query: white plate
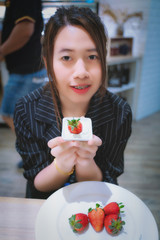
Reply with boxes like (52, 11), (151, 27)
(61, 117), (92, 141)
(35, 181), (159, 240)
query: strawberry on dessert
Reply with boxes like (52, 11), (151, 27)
(61, 117), (93, 141)
(67, 118), (82, 134)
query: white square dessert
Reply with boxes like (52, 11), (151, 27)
(62, 117), (93, 141)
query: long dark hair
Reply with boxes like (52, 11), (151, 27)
(42, 6), (108, 125)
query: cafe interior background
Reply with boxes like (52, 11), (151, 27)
(0, 0), (159, 236)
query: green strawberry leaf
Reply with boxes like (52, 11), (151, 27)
(118, 202), (124, 208)
(120, 205), (124, 208)
(88, 207), (93, 212)
(118, 202), (125, 213)
(71, 125), (75, 131)
(96, 203), (100, 208)
(69, 215), (76, 226)
(74, 222), (82, 229)
(67, 118), (80, 129)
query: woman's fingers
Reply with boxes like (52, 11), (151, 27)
(48, 136), (65, 148)
(48, 135), (102, 163)
(48, 135), (102, 150)
(88, 135), (102, 146)
(75, 135), (101, 160)
(48, 137), (79, 151)
(76, 148), (96, 159)
(50, 144), (78, 158)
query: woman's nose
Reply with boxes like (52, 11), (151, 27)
(73, 59), (89, 79)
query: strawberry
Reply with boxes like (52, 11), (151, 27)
(69, 213), (88, 232)
(88, 203), (105, 232)
(104, 214), (125, 235)
(103, 202), (124, 216)
(67, 118), (82, 134)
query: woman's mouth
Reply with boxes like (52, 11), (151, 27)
(71, 85), (91, 94)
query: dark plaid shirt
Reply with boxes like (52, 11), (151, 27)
(14, 84), (132, 198)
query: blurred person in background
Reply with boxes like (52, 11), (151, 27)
(0, 0), (47, 168)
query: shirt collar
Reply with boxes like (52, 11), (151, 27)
(34, 84), (57, 125)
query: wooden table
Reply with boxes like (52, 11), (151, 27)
(0, 197), (44, 240)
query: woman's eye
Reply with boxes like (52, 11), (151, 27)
(89, 55), (98, 60)
(62, 56), (71, 61)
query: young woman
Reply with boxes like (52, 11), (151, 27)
(14, 6), (132, 199)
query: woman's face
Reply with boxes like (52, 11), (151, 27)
(53, 25), (102, 108)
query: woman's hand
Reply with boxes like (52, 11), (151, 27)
(47, 135), (103, 184)
(34, 137), (78, 192)
(76, 135), (102, 166)
(75, 135), (103, 182)
(48, 136), (78, 172)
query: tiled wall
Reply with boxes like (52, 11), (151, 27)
(136, 0), (160, 119)
(99, 0), (160, 120)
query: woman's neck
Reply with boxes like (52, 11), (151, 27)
(62, 102), (89, 118)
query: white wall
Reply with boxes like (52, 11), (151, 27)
(99, 0), (160, 120)
(99, 0), (150, 56)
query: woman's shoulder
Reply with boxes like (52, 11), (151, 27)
(14, 84), (52, 123)
(105, 90), (131, 112)
(88, 90), (132, 128)
(13, 84), (54, 134)
(101, 90), (132, 123)
(16, 84), (51, 106)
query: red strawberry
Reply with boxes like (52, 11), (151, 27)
(103, 202), (124, 216)
(88, 203), (105, 232)
(104, 214), (125, 235)
(69, 213), (88, 232)
(67, 118), (82, 134)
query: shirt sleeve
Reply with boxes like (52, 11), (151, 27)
(95, 102), (132, 184)
(12, 0), (39, 24)
(14, 98), (53, 181)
